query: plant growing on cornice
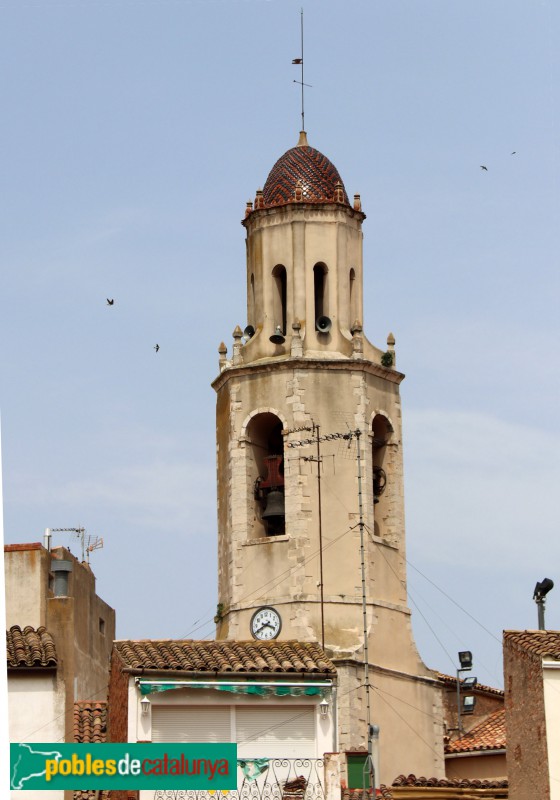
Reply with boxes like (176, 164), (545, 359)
(381, 351), (394, 368)
(214, 602), (225, 624)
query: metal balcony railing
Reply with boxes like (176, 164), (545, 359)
(152, 757), (325, 800)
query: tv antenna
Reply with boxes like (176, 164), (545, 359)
(49, 527), (104, 563)
(292, 8), (312, 132)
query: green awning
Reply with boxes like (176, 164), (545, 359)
(138, 680), (331, 697)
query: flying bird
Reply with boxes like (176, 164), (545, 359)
(480, 165), (488, 171)
(154, 344), (160, 353)
(511, 151), (516, 155)
(106, 298), (114, 305)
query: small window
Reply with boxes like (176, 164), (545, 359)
(272, 265), (287, 334)
(372, 415), (392, 537)
(99, 618), (105, 635)
(314, 263), (327, 322)
(349, 268), (357, 324)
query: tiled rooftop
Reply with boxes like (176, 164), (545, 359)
(72, 703), (109, 800)
(345, 775), (508, 799)
(446, 708), (506, 754)
(73, 701), (107, 744)
(436, 672), (504, 697)
(4, 542), (43, 552)
(114, 639), (336, 674)
(391, 775), (508, 788)
(504, 629), (560, 660)
(262, 142), (350, 208)
(7, 625), (57, 668)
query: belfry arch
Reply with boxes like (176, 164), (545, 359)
(245, 412), (285, 538)
(271, 264), (287, 335)
(313, 262), (328, 328)
(371, 413), (393, 539)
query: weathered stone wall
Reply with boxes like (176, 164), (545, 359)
(107, 649), (129, 744)
(504, 637), (549, 800)
(334, 660), (445, 784)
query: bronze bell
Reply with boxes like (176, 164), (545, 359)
(269, 326), (286, 345)
(262, 489), (285, 519)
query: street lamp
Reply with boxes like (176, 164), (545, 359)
(458, 651), (473, 670)
(456, 651), (475, 735)
(533, 578), (554, 630)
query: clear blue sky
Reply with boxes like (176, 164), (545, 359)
(1, 0), (559, 694)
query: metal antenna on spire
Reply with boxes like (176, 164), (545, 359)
(292, 8), (311, 132)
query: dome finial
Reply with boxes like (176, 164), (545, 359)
(297, 131), (309, 147)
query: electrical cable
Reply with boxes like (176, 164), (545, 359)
(179, 522), (356, 639)
(370, 684), (444, 763)
(405, 559), (501, 644)
(366, 528), (457, 672)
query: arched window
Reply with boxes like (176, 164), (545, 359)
(248, 413), (285, 537)
(249, 273), (255, 327)
(349, 268), (357, 325)
(371, 415), (392, 538)
(313, 263), (328, 326)
(272, 265), (287, 335)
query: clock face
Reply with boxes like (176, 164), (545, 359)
(250, 606), (282, 641)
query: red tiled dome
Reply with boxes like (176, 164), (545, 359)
(262, 136), (350, 207)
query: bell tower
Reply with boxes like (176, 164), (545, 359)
(212, 132), (444, 780)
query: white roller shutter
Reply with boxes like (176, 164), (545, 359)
(151, 706), (231, 743)
(236, 706), (315, 758)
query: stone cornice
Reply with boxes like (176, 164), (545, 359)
(212, 356), (405, 392)
(330, 658), (440, 687)
(242, 200), (366, 231)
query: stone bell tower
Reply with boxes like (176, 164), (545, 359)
(212, 132), (444, 781)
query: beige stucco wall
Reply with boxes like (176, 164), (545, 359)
(333, 661), (444, 782)
(8, 671), (65, 743)
(5, 544), (50, 628)
(5, 543), (115, 742)
(445, 752), (507, 780)
(9, 672), (65, 800)
(543, 663), (560, 800)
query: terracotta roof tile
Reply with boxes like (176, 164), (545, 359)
(445, 708), (506, 754)
(72, 703), (110, 800)
(391, 774), (508, 789)
(345, 776), (509, 799)
(4, 542), (42, 552)
(504, 629), (560, 660)
(262, 144), (350, 208)
(436, 672), (503, 697)
(114, 639), (336, 675)
(73, 701), (107, 744)
(6, 625), (57, 668)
